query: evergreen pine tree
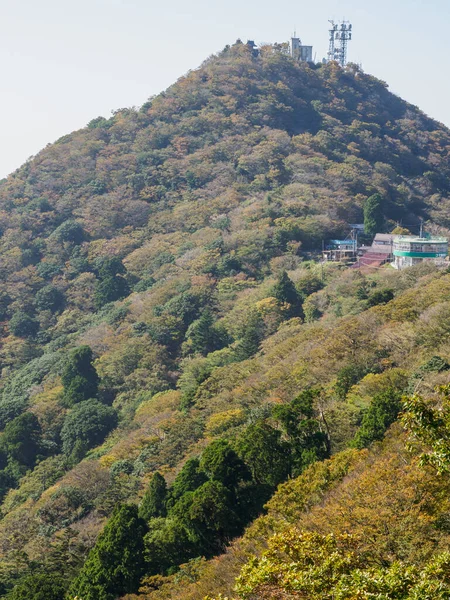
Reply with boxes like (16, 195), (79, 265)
(1, 412), (41, 468)
(187, 480), (238, 551)
(235, 311), (265, 360)
(364, 193), (384, 236)
(199, 439), (250, 491)
(139, 472), (168, 521)
(272, 271), (304, 318)
(70, 504), (147, 600)
(60, 400), (118, 456)
(272, 389), (330, 476)
(9, 572), (66, 600)
(352, 389), (402, 449)
(34, 284), (65, 313)
(9, 311), (39, 338)
(170, 458), (208, 502)
(236, 421), (291, 487)
(61, 345), (99, 406)
(94, 257), (130, 308)
(185, 310), (216, 355)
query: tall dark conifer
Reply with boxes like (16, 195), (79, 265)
(272, 271), (304, 318)
(139, 472), (168, 521)
(61, 345), (99, 406)
(70, 504), (147, 600)
(364, 193), (384, 236)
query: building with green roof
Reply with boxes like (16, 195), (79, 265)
(392, 236), (448, 270)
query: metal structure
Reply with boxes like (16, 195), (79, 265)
(290, 32), (313, 62)
(323, 228), (359, 263)
(327, 20), (352, 67)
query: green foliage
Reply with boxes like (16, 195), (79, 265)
(9, 311), (38, 338)
(367, 288), (394, 306)
(0, 353), (61, 429)
(335, 364), (372, 400)
(272, 389), (330, 475)
(353, 388), (403, 449)
(170, 458), (208, 502)
(21, 242), (42, 267)
(296, 271), (323, 298)
(1, 40), (450, 596)
(70, 504), (147, 600)
(94, 258), (130, 309)
(144, 517), (195, 576)
(234, 531), (450, 600)
(139, 472), (167, 521)
(60, 400), (117, 456)
(184, 310), (229, 356)
(0, 290), (11, 320)
(52, 220), (84, 244)
(199, 440), (250, 490)
(364, 193), (384, 237)
(61, 346), (99, 406)
(417, 355), (450, 375)
(35, 285), (65, 313)
(403, 384), (450, 473)
(1, 412), (41, 468)
(236, 421), (291, 487)
(235, 311), (265, 360)
(9, 572), (66, 600)
(36, 261), (62, 280)
(272, 271), (303, 318)
(187, 480), (239, 549)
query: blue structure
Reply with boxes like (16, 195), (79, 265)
(324, 239), (357, 262)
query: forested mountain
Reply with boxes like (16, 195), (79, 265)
(1, 40), (450, 599)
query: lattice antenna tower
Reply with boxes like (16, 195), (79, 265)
(328, 20), (353, 67)
(328, 20), (337, 62)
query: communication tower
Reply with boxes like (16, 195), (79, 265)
(327, 20), (352, 67)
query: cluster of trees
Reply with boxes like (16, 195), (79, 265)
(65, 388), (329, 599)
(54, 346), (117, 462)
(230, 531), (450, 599)
(5, 255), (130, 347)
(0, 258), (445, 596)
(0, 345), (117, 501)
(403, 383), (450, 473)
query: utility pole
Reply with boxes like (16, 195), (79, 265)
(321, 239), (325, 282)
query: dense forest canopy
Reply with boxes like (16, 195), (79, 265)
(0, 40), (450, 599)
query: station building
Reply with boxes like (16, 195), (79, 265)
(392, 236), (448, 270)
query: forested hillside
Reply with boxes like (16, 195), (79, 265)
(1, 41), (450, 599)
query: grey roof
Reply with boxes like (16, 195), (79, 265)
(369, 245), (393, 254)
(373, 234), (394, 242)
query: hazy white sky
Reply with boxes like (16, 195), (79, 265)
(1, 0), (449, 179)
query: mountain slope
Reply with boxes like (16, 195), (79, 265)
(1, 41), (450, 598)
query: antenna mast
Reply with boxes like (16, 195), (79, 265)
(327, 20), (353, 67)
(328, 20), (337, 62)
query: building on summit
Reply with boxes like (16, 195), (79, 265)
(290, 34), (313, 62)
